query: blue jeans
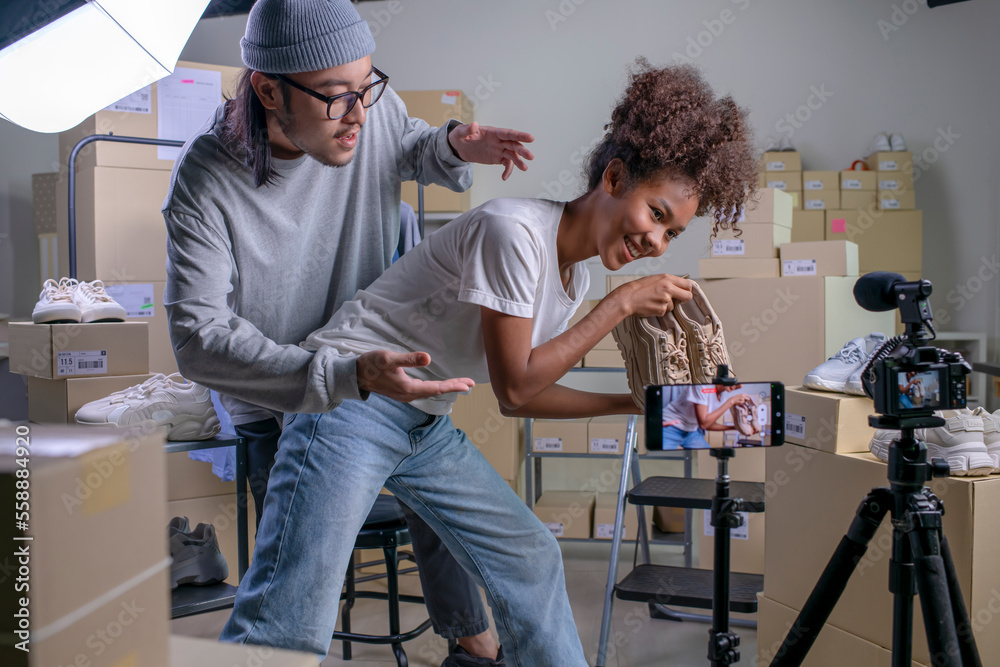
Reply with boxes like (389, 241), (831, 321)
(220, 394), (586, 666)
(661, 424), (710, 450)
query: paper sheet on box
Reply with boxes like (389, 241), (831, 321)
(157, 67), (222, 160)
(105, 283), (156, 318)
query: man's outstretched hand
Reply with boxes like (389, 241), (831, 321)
(357, 350), (474, 403)
(448, 122), (535, 180)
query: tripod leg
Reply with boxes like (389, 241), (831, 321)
(939, 535), (983, 667)
(770, 490), (890, 667)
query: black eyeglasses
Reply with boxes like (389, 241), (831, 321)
(271, 67), (389, 120)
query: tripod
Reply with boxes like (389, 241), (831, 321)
(770, 415), (982, 667)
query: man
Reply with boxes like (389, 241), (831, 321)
(162, 1), (533, 663)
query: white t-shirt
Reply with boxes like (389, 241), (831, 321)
(304, 198), (590, 414)
(661, 386), (711, 432)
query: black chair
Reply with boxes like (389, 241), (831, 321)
(333, 495), (433, 666)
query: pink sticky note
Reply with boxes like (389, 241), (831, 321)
(831, 218), (846, 233)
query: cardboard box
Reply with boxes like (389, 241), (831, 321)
(531, 419), (589, 454)
(865, 151), (912, 172)
(105, 281), (177, 374)
(698, 258), (780, 279)
(761, 151), (802, 172)
(756, 594), (927, 667)
(588, 415), (645, 455)
(398, 90), (474, 213)
(877, 190), (916, 210)
(26, 373), (152, 423)
(606, 274), (643, 293)
(783, 386), (875, 453)
(839, 190), (877, 210)
(825, 210), (922, 273)
(450, 383), (524, 480)
(840, 170), (877, 191)
(169, 636), (319, 667)
(791, 210), (825, 243)
(803, 171), (839, 191)
(166, 493), (257, 587)
(756, 171), (766, 188)
(167, 450), (237, 501)
(765, 445), (1000, 665)
(532, 490), (595, 539)
(32, 172), (59, 235)
(56, 166), (173, 282)
(779, 241), (859, 277)
(566, 300), (616, 350)
(787, 190), (802, 210)
(653, 506), (686, 533)
(694, 448), (766, 574)
(711, 223), (791, 259)
(8, 321), (149, 379)
(764, 171), (801, 191)
(592, 491), (654, 540)
(0, 424), (169, 665)
(876, 170), (914, 192)
(803, 189), (840, 211)
(699, 277), (895, 387)
(59, 61), (241, 172)
(742, 189), (793, 227)
(583, 349), (625, 368)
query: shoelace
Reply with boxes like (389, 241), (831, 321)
(39, 278), (75, 303)
(77, 280), (117, 304)
(831, 342), (865, 364)
(114, 374), (170, 403)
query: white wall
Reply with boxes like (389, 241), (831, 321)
(2, 0), (997, 359)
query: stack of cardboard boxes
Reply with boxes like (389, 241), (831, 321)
(700, 188), (791, 279)
(759, 150), (803, 211)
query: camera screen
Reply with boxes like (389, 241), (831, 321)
(645, 382), (784, 450)
(895, 369), (942, 410)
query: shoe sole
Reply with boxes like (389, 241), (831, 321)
(170, 554), (229, 589)
(75, 414), (221, 441)
(803, 374), (847, 393)
(870, 438), (993, 476)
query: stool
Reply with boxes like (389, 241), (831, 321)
(333, 495), (433, 666)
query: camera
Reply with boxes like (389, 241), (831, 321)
(854, 273), (971, 419)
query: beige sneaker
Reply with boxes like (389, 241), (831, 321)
(970, 406), (1000, 472)
(868, 409), (994, 477)
(672, 281), (733, 384)
(731, 400), (761, 436)
(612, 311), (692, 412)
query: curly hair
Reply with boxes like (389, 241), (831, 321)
(584, 59), (758, 235)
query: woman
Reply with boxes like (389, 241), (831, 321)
(230, 60), (758, 665)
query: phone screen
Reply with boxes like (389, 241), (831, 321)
(644, 382), (784, 451)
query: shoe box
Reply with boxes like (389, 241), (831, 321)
(742, 188), (794, 227)
(531, 418), (589, 454)
(398, 90), (474, 213)
(698, 277), (895, 388)
(8, 321), (149, 380)
(699, 258), (780, 279)
(56, 165), (173, 283)
(104, 281), (178, 374)
(588, 415), (645, 455)
(865, 151), (913, 172)
(790, 210), (825, 243)
(765, 444), (1000, 666)
(582, 349), (625, 368)
(532, 490), (595, 539)
(166, 493), (258, 587)
(592, 491), (653, 540)
(0, 424), (169, 667)
(761, 151), (802, 173)
(711, 223), (791, 259)
(764, 171), (801, 192)
(756, 594), (929, 667)
(786, 190), (802, 210)
(59, 61), (240, 172)
(779, 241), (859, 277)
(25, 373), (152, 423)
(802, 190), (840, 211)
(168, 636), (319, 667)
(450, 383), (524, 483)
(839, 190), (878, 210)
(803, 171), (839, 192)
(824, 209), (922, 273)
(840, 170), (877, 192)
(877, 190), (917, 210)
(566, 299), (617, 353)
(876, 170), (914, 193)
(652, 506), (686, 533)
(783, 386), (874, 453)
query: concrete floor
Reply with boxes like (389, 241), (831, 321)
(170, 541), (757, 667)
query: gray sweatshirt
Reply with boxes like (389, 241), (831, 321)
(162, 87), (472, 424)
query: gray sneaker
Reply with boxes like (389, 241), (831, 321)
(803, 337), (867, 393)
(844, 332), (889, 395)
(169, 522), (229, 589)
(612, 310), (691, 412)
(441, 645), (504, 666)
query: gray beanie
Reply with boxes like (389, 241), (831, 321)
(241, 0), (376, 74)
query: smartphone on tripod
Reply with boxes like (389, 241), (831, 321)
(644, 382), (785, 451)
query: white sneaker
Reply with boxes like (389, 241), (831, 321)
(32, 278), (82, 324)
(73, 280), (127, 323)
(803, 338), (867, 393)
(75, 373), (221, 441)
(844, 332), (889, 396)
(889, 132), (907, 152)
(868, 410), (994, 477)
(970, 407), (1000, 471)
(868, 132), (891, 156)
(778, 136), (795, 152)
